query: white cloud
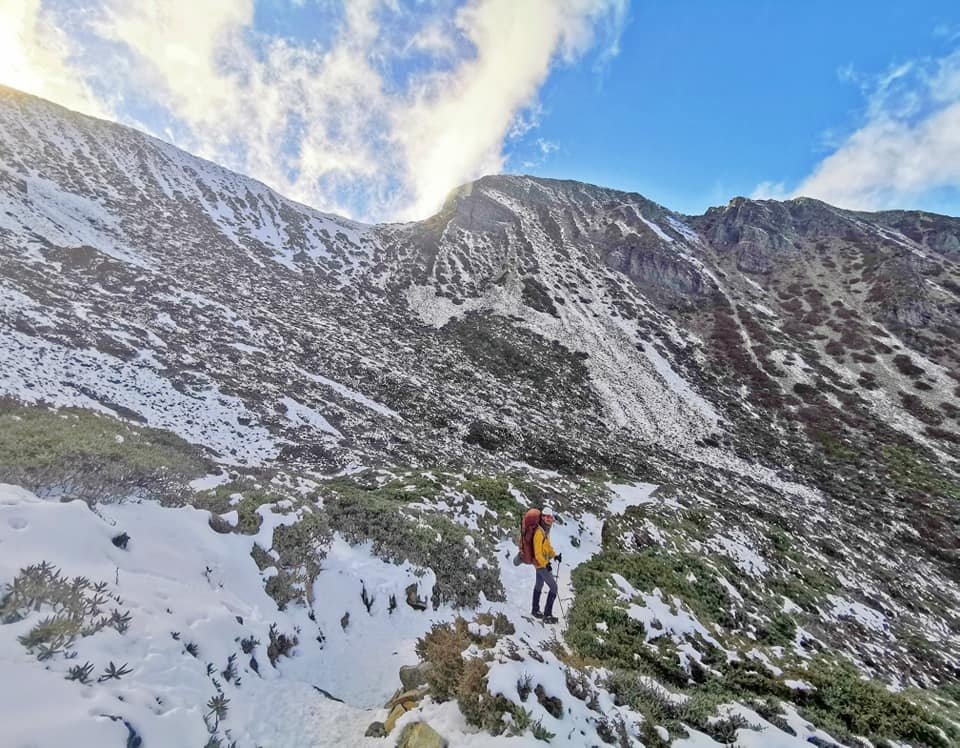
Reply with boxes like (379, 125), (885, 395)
(0, 0), (112, 119)
(0, 0), (629, 221)
(934, 23), (960, 42)
(537, 137), (559, 155)
(393, 0), (625, 218)
(751, 180), (789, 201)
(759, 49), (960, 212)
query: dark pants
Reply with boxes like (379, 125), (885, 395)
(532, 566), (558, 616)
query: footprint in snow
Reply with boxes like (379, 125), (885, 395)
(8, 516), (28, 530)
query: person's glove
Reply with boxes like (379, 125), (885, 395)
(555, 553), (563, 563)
(546, 563), (553, 573)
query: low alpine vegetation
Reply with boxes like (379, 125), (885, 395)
(193, 480), (291, 534)
(1, 561), (132, 661)
(321, 483), (503, 607)
(0, 403), (209, 505)
(259, 508), (332, 609)
(414, 615), (550, 739)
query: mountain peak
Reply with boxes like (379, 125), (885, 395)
(1, 80), (960, 746)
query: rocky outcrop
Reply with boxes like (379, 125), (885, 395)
(399, 663), (433, 691)
(396, 722), (447, 748)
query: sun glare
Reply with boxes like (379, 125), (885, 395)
(0, 2), (35, 93)
(0, 0), (110, 118)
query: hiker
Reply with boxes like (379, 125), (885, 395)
(531, 507), (562, 623)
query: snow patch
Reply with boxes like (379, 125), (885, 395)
(828, 595), (889, 633)
(707, 532), (769, 576)
(0, 327), (277, 464)
(0, 484), (377, 747)
(294, 365), (402, 420)
(280, 395), (342, 438)
(605, 481), (659, 514)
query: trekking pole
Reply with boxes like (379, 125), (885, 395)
(555, 560), (566, 620)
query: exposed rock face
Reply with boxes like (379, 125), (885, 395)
(4, 86), (958, 477)
(364, 721), (386, 738)
(405, 584), (428, 611)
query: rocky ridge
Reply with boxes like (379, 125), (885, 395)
(1, 86), (960, 745)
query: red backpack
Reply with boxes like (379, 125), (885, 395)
(518, 508), (542, 565)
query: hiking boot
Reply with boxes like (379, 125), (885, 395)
(542, 615), (558, 624)
(531, 610), (544, 619)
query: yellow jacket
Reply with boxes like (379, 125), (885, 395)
(533, 526), (556, 569)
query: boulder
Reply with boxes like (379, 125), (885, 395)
(399, 662), (433, 691)
(396, 722), (447, 748)
(405, 583), (428, 611)
(364, 721), (386, 738)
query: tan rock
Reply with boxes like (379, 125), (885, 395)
(396, 722), (447, 748)
(385, 688), (427, 710)
(383, 703), (407, 734)
(384, 688), (403, 708)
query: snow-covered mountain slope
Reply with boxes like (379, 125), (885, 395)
(2, 85), (959, 476)
(1, 480), (859, 748)
(2, 86), (960, 746)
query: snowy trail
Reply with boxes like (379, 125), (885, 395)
(496, 481), (659, 635)
(405, 481), (661, 747)
(408, 480), (849, 747)
(0, 481), (847, 747)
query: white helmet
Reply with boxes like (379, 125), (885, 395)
(541, 506), (555, 517)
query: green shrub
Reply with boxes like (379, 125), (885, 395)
(529, 719), (555, 742)
(573, 549), (733, 629)
(457, 657), (513, 731)
(415, 619), (473, 702)
(415, 617), (527, 735)
(758, 612), (797, 646)
(193, 483), (281, 534)
(461, 476), (524, 526)
(0, 405), (209, 505)
(881, 445), (960, 501)
(272, 511), (331, 571)
(322, 469), (445, 505)
(265, 511), (331, 607)
(606, 670), (684, 721)
(795, 659), (956, 747)
(264, 571), (300, 611)
(768, 564), (838, 611)
(266, 623), (297, 666)
(250, 543), (274, 570)
(566, 585), (644, 665)
(476, 610), (515, 637)
(565, 583), (693, 687)
(323, 490), (503, 607)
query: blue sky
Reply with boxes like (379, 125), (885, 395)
(3, 1), (960, 220)
(512, 1), (960, 215)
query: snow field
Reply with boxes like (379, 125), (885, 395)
(0, 484), (432, 746)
